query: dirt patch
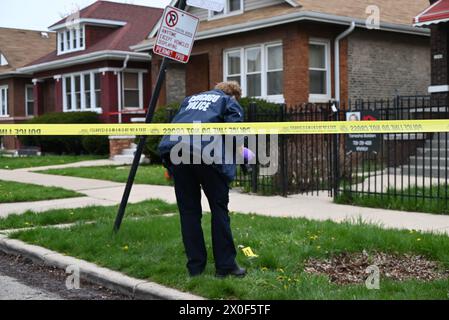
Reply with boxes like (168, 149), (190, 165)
(0, 251), (130, 300)
(304, 251), (449, 285)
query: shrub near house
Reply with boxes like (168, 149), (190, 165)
(19, 112), (109, 155)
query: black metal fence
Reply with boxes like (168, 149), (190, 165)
(234, 102), (337, 197)
(338, 96), (449, 213)
(167, 95), (449, 211)
(235, 96), (449, 207)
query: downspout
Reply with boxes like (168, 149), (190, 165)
(117, 54), (130, 124)
(334, 22), (355, 103)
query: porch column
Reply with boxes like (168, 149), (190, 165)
(100, 71), (118, 123)
(32, 79), (44, 116)
(54, 76), (63, 112)
(151, 56), (167, 107)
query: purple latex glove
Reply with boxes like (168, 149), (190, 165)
(242, 147), (256, 162)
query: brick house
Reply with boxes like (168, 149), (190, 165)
(133, 0), (431, 107)
(11, 1), (163, 154)
(414, 0), (449, 101)
(0, 28), (55, 150)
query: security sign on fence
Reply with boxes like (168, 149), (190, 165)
(153, 6), (200, 63)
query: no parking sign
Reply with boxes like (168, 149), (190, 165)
(153, 6), (200, 63)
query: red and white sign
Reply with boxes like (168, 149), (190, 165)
(154, 6), (200, 63)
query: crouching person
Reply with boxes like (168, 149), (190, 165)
(158, 81), (246, 278)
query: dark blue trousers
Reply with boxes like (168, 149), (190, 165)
(172, 164), (237, 275)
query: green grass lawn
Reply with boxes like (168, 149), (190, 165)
(0, 180), (82, 204)
(0, 199), (178, 230)
(0, 155), (104, 170)
(39, 165), (171, 186)
(5, 200), (449, 300)
(336, 185), (449, 215)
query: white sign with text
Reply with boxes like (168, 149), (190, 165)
(154, 6), (200, 63)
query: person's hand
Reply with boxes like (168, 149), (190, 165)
(242, 147), (255, 162)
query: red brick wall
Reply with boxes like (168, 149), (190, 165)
(186, 54), (209, 96)
(154, 22), (351, 106)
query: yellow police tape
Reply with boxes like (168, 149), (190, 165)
(1, 120), (449, 136)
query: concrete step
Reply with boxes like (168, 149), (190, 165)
(409, 156), (449, 167)
(112, 155), (147, 165)
(431, 133), (449, 140)
(425, 140), (449, 148)
(393, 165), (449, 177)
(121, 148), (136, 156)
(416, 148), (449, 157)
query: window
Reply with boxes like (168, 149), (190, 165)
(0, 53), (8, 66)
(25, 85), (34, 116)
(58, 26), (85, 55)
(63, 71), (101, 112)
(209, 0), (243, 18)
(224, 43), (284, 102)
(0, 86), (8, 117)
(309, 40), (331, 102)
(123, 72), (143, 109)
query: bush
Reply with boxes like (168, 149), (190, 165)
(19, 112), (109, 155)
(142, 102), (180, 163)
(81, 136), (109, 155)
(238, 97), (281, 115)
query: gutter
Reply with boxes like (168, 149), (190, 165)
(335, 22), (356, 103)
(17, 51), (151, 74)
(132, 11), (430, 52)
(0, 72), (32, 80)
(117, 55), (130, 124)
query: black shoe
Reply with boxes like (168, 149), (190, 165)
(189, 270), (205, 277)
(215, 266), (247, 278)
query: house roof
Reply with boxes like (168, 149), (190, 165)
(134, 0), (430, 51)
(0, 27), (55, 74)
(414, 0), (449, 26)
(22, 1), (163, 71)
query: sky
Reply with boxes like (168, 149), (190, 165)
(0, 0), (172, 31)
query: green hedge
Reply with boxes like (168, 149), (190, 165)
(19, 112), (109, 155)
(142, 102), (180, 163)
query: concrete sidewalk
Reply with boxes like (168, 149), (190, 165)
(1, 168), (449, 235)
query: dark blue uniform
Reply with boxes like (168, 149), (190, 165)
(158, 89), (244, 276)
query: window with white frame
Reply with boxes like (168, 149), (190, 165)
(224, 43), (284, 102)
(0, 53), (8, 66)
(63, 71), (101, 112)
(209, 0), (243, 19)
(0, 86), (8, 117)
(25, 85), (34, 116)
(58, 25), (85, 55)
(123, 72), (143, 109)
(309, 39), (331, 102)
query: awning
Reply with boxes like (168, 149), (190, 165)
(414, 0), (449, 26)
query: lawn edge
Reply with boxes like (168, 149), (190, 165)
(0, 234), (205, 301)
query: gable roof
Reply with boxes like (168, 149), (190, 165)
(134, 0), (429, 52)
(20, 1), (163, 72)
(0, 27), (55, 74)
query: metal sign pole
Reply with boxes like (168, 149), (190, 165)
(113, 0), (187, 233)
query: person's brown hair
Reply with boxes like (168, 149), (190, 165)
(215, 81), (242, 100)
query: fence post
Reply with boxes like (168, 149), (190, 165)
(249, 102), (258, 194)
(279, 104), (288, 197)
(332, 101), (340, 198)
